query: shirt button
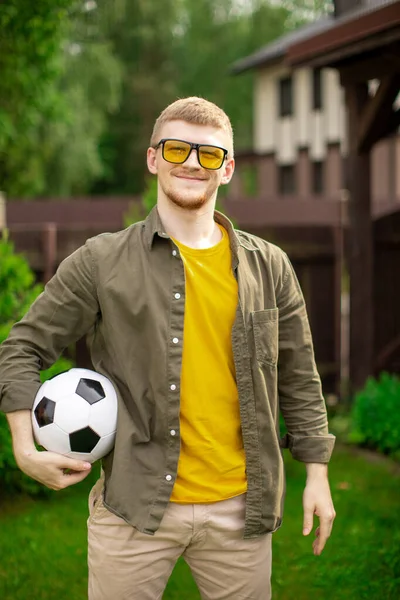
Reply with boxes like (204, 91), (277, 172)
(172, 250), (177, 256)
(174, 293), (181, 300)
(165, 474), (172, 482)
(170, 384), (176, 391)
(170, 430), (176, 436)
(172, 337), (179, 344)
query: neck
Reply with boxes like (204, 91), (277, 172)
(156, 195), (222, 249)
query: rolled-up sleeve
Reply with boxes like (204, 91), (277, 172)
(277, 253), (335, 463)
(0, 241), (99, 413)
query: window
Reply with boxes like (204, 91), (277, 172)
(312, 161), (324, 195)
(279, 165), (295, 195)
(312, 68), (323, 110)
(279, 76), (293, 117)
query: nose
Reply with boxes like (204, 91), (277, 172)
(185, 148), (201, 168)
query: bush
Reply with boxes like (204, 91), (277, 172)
(351, 372), (400, 458)
(0, 233), (73, 497)
(124, 176), (157, 227)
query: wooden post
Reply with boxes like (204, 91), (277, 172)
(0, 191), (6, 230)
(333, 190), (348, 397)
(42, 223), (58, 284)
(345, 82), (374, 392)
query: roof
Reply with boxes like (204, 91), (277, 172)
(230, 17), (334, 74)
(231, 0), (400, 75)
(335, 0), (399, 18)
(288, 0), (400, 67)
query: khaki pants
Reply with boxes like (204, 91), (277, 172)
(87, 478), (272, 600)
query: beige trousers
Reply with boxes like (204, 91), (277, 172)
(87, 478), (272, 600)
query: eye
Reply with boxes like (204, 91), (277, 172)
(172, 146), (187, 154)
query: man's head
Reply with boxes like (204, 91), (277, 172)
(147, 97), (235, 211)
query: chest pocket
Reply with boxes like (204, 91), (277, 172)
(251, 308), (279, 366)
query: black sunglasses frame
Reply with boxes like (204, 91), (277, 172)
(154, 138), (228, 170)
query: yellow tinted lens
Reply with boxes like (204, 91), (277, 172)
(199, 146), (225, 169)
(163, 140), (191, 163)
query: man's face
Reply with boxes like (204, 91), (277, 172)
(147, 120), (235, 211)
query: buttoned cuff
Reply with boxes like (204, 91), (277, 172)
(280, 432), (336, 463)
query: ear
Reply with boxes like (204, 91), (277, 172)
(147, 147), (158, 175)
(220, 157), (235, 186)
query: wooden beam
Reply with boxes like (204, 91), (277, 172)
(339, 47), (400, 85)
(345, 82), (374, 392)
(380, 107), (400, 140)
(357, 73), (400, 153)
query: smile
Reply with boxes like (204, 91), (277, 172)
(175, 175), (207, 181)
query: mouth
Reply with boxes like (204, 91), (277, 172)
(174, 174), (207, 182)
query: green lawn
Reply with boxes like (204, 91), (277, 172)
(1, 445), (399, 599)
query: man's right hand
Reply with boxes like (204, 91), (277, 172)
(17, 449), (92, 490)
(7, 409), (92, 490)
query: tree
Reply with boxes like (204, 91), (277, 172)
(95, 0), (292, 195)
(172, 0), (291, 150)
(92, 0), (182, 195)
(280, 0), (333, 25)
(0, 1), (73, 196)
(0, 1), (123, 198)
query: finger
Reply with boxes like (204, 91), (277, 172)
(54, 454), (92, 472)
(58, 468), (93, 489)
(314, 518), (332, 555)
(303, 507), (314, 535)
(39, 451), (92, 472)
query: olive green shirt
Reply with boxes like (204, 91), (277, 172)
(0, 207), (335, 538)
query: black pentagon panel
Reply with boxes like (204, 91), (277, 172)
(34, 397), (56, 428)
(69, 427), (100, 453)
(75, 378), (105, 405)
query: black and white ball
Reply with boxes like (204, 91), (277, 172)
(32, 368), (118, 463)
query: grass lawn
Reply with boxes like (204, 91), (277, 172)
(0, 445), (399, 599)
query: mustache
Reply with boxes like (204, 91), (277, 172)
(171, 167), (209, 180)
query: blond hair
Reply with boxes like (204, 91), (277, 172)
(150, 97), (234, 156)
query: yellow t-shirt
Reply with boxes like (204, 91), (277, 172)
(170, 225), (247, 503)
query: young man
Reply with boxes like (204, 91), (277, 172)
(0, 97), (335, 599)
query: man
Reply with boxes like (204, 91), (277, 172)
(0, 97), (336, 599)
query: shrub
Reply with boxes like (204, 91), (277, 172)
(351, 372), (400, 457)
(0, 233), (73, 497)
(124, 176), (157, 227)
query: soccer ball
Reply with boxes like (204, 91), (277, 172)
(32, 368), (118, 463)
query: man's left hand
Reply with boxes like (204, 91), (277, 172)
(302, 463), (336, 556)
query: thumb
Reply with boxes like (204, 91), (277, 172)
(303, 508), (314, 536)
(59, 456), (92, 471)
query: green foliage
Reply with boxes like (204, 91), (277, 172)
(0, 232), (42, 343)
(0, 1), (73, 196)
(1, 0), (332, 198)
(0, 234), (73, 496)
(351, 372), (400, 457)
(0, 1), (123, 198)
(123, 176), (158, 227)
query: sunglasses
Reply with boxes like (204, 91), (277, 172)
(154, 138), (228, 170)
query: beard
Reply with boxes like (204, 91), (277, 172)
(160, 172), (216, 211)
(164, 189), (208, 210)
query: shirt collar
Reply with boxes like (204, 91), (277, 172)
(143, 205), (258, 259)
